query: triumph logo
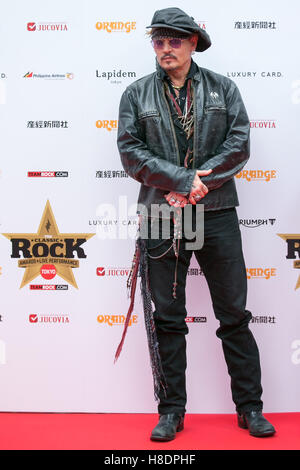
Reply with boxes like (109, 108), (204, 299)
(239, 218), (276, 228)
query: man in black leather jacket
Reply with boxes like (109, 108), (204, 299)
(117, 7), (275, 441)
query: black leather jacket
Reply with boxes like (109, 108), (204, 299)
(117, 61), (250, 215)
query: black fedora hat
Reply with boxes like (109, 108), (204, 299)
(147, 7), (211, 52)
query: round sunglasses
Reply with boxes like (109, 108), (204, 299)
(151, 38), (187, 50)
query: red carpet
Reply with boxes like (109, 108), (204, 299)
(0, 413), (299, 450)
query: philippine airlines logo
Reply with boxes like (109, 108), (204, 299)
(277, 232), (300, 290)
(2, 201), (95, 289)
(24, 72), (74, 80)
(27, 22), (68, 32)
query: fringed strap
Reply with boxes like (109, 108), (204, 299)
(114, 238), (140, 362)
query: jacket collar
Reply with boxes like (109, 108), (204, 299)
(155, 58), (201, 82)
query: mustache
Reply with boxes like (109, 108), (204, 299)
(162, 54), (177, 60)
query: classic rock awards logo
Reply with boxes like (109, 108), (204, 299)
(277, 233), (300, 290)
(2, 201), (95, 289)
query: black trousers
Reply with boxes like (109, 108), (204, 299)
(143, 207), (263, 415)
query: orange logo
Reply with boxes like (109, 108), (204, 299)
(247, 268), (276, 280)
(97, 314), (138, 326)
(235, 170), (276, 182)
(96, 120), (118, 131)
(95, 21), (136, 33)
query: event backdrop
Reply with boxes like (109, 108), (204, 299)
(0, 0), (299, 413)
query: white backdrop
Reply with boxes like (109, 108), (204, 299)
(0, 0), (299, 413)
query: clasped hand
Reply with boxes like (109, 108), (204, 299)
(164, 169), (212, 207)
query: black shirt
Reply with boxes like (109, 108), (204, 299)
(162, 59), (198, 167)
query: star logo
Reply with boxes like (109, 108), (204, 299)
(2, 201), (95, 289)
(277, 233), (300, 290)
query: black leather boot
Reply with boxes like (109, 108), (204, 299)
(150, 413), (185, 441)
(237, 410), (276, 437)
